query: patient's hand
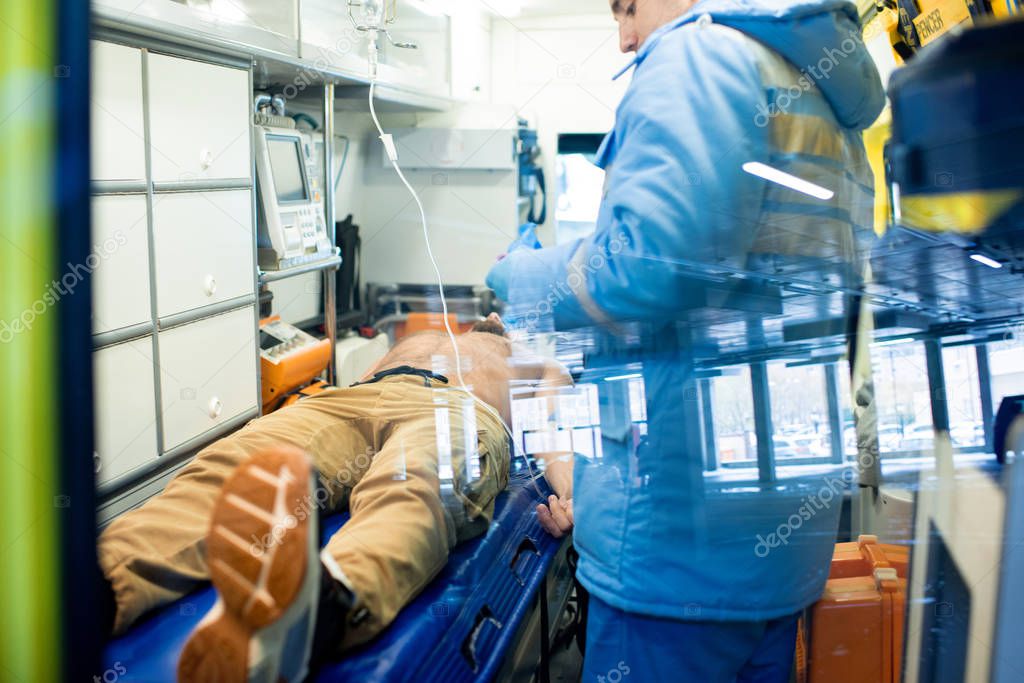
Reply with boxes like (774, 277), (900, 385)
(537, 495), (574, 538)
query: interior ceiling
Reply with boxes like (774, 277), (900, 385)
(499, 0), (611, 18)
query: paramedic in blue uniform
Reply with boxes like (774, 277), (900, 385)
(487, 0), (883, 679)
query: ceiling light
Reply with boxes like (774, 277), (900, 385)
(970, 253), (1003, 269)
(604, 373), (643, 382)
(873, 337), (916, 348)
(742, 162), (834, 200)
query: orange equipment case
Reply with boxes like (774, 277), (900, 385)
(828, 535), (909, 580)
(259, 316), (333, 412)
(808, 535), (908, 683)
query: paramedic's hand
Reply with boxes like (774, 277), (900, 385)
(537, 495), (574, 538)
(485, 248), (543, 302)
(485, 253), (514, 302)
(486, 239), (582, 307)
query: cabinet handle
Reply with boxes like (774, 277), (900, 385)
(203, 275), (218, 297)
(208, 397), (223, 419)
(199, 148), (214, 171)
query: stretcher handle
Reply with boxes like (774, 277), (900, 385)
(510, 536), (541, 588)
(461, 604), (504, 674)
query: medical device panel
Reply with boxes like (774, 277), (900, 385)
(255, 124), (333, 270)
(259, 316), (332, 411)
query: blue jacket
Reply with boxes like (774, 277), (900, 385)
(489, 0), (882, 330)
(491, 0), (883, 620)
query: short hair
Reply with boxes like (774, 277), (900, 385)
(470, 318), (507, 337)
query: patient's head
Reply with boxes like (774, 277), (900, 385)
(470, 313), (507, 337)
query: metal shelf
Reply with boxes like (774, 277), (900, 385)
(332, 84), (451, 113)
(93, 3), (452, 113)
(258, 253), (342, 284)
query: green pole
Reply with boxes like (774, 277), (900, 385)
(0, 0), (61, 680)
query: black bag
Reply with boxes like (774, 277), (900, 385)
(333, 214), (364, 329)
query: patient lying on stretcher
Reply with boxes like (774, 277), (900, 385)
(96, 313), (575, 682)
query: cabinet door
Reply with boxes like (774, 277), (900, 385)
(94, 337), (159, 485)
(148, 53), (251, 182)
(376, 1), (452, 97)
(94, 0), (299, 56)
(152, 189), (255, 319)
(91, 41), (146, 182)
(450, 7), (491, 102)
(299, 0), (451, 98)
(158, 307), (258, 450)
(91, 195), (152, 334)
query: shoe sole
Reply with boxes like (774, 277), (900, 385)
(178, 446), (314, 683)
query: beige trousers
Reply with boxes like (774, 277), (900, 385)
(98, 375), (509, 650)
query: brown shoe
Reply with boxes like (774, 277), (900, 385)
(178, 446), (321, 683)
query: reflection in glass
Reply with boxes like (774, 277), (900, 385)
(768, 363), (832, 460)
(711, 367), (757, 467)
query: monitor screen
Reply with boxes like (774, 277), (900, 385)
(267, 136), (309, 203)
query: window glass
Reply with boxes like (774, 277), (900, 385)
(988, 338), (1024, 414)
(836, 362), (857, 459)
(768, 363), (833, 460)
(555, 152), (604, 244)
(942, 345), (985, 449)
(870, 342), (931, 455)
(711, 367), (757, 466)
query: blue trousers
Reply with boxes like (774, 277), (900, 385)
(582, 595), (800, 683)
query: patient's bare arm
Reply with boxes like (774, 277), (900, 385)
(515, 357), (575, 539)
(359, 320), (575, 537)
(533, 361), (574, 498)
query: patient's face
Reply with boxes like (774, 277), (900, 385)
(470, 313), (506, 337)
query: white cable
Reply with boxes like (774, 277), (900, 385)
(368, 81), (548, 497)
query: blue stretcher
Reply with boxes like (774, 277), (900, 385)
(104, 476), (564, 682)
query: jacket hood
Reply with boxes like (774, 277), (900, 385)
(634, 0), (885, 130)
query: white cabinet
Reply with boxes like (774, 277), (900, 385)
(386, 129), (516, 170)
(450, 6), (491, 102)
(158, 307), (258, 450)
(91, 195), (152, 334)
(91, 41), (146, 182)
(377, 0), (451, 97)
(91, 44), (261, 493)
(94, 0), (299, 56)
(148, 54), (251, 182)
(152, 190), (255, 318)
(298, 0), (371, 76)
(94, 337), (159, 485)
(300, 0), (451, 97)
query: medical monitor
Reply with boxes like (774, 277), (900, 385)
(254, 124), (333, 270)
(266, 135), (309, 204)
